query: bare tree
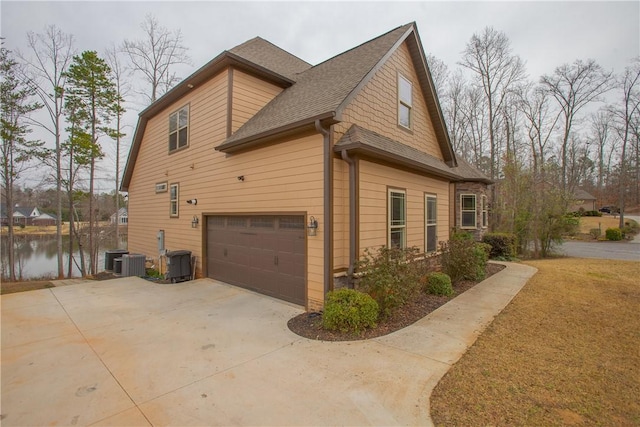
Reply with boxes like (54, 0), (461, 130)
(1, 43), (43, 281)
(609, 58), (640, 228)
(540, 59), (614, 193)
(426, 53), (449, 99)
(105, 45), (128, 245)
(589, 109), (616, 195)
(19, 25), (75, 279)
(122, 14), (190, 103)
(460, 26), (526, 180)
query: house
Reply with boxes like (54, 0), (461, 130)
(571, 189), (597, 212)
(32, 212), (57, 227)
(2, 205), (41, 226)
(121, 23), (491, 310)
(110, 207), (128, 225)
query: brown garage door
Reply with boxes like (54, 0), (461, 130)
(206, 215), (306, 305)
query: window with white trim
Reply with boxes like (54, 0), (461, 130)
(482, 195), (488, 228)
(461, 194), (477, 229)
(425, 194), (437, 252)
(169, 183), (179, 217)
(398, 74), (412, 129)
(169, 105), (189, 152)
(389, 189), (406, 248)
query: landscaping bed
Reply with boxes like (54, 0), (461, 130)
(288, 262), (505, 341)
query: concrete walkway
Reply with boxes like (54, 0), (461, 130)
(1, 262), (536, 426)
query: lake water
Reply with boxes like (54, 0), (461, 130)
(1, 233), (128, 280)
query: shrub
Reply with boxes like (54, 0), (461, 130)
(482, 233), (516, 259)
(355, 246), (422, 318)
(589, 228), (601, 240)
(621, 219), (639, 238)
(322, 288), (378, 333)
(605, 228), (623, 241)
(440, 239), (490, 284)
(424, 272), (453, 296)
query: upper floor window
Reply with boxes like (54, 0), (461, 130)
(461, 194), (476, 229)
(169, 105), (189, 152)
(398, 74), (412, 129)
(170, 183), (179, 217)
(389, 189), (406, 248)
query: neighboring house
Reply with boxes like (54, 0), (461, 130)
(32, 212), (58, 227)
(122, 23), (491, 310)
(11, 206), (40, 226)
(571, 189), (597, 212)
(110, 207), (129, 225)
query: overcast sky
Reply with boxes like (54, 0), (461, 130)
(1, 1), (639, 192)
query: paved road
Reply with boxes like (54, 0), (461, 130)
(559, 215), (640, 261)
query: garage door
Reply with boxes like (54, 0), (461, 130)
(206, 215), (306, 305)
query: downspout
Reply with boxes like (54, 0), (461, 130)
(341, 149), (357, 287)
(315, 119), (333, 297)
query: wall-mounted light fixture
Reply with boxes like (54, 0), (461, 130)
(186, 199), (197, 205)
(191, 215), (199, 228)
(307, 216), (318, 236)
(237, 175), (245, 181)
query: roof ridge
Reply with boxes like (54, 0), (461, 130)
(229, 35), (312, 68)
(308, 23), (413, 70)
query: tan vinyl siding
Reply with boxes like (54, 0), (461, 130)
(335, 41), (442, 160)
(231, 70), (282, 133)
(127, 67), (325, 309)
(358, 160), (449, 254)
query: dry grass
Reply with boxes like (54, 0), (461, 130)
(579, 216), (622, 234)
(0, 280), (55, 294)
(430, 258), (640, 426)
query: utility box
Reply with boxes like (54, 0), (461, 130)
(105, 249), (129, 271)
(122, 253), (146, 277)
(165, 250), (192, 282)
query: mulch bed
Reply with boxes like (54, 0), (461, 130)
(287, 263), (506, 341)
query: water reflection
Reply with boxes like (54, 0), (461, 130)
(1, 234), (128, 280)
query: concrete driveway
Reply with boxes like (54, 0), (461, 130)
(1, 264), (535, 426)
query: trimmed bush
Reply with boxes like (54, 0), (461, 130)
(440, 239), (490, 284)
(621, 219), (639, 238)
(322, 288), (378, 333)
(355, 246), (422, 318)
(482, 233), (516, 259)
(424, 272), (453, 296)
(605, 228), (623, 241)
(589, 228), (601, 240)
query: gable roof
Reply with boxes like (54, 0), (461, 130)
(574, 188), (596, 200)
(335, 125), (491, 184)
(122, 23), (457, 189)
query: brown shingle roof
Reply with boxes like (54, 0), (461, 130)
(216, 24), (413, 152)
(229, 37), (311, 81)
(335, 125), (492, 184)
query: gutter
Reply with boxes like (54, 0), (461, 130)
(340, 149), (357, 286)
(315, 119), (333, 297)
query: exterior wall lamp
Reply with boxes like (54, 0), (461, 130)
(191, 215), (199, 228)
(307, 216), (318, 236)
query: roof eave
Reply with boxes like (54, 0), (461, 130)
(216, 113), (338, 154)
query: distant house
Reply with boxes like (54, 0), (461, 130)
(1, 203), (57, 226)
(110, 207), (128, 225)
(571, 189), (597, 212)
(121, 23), (491, 310)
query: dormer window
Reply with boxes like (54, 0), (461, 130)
(398, 74), (412, 129)
(169, 105), (189, 152)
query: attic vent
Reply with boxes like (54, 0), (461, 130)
(155, 182), (168, 193)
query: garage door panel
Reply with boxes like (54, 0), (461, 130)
(207, 215), (306, 305)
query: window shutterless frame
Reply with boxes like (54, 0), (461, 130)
(425, 194), (437, 252)
(482, 195), (488, 228)
(388, 189), (407, 248)
(169, 183), (179, 217)
(398, 73), (412, 129)
(169, 105), (189, 152)
(460, 194), (476, 229)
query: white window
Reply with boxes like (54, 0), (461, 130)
(461, 194), (477, 229)
(169, 105), (189, 152)
(170, 183), (179, 217)
(425, 194), (437, 252)
(389, 189), (406, 248)
(398, 74), (412, 129)
(482, 195), (488, 228)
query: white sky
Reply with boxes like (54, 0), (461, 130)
(1, 0), (639, 192)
